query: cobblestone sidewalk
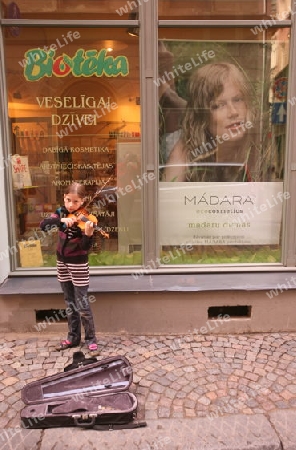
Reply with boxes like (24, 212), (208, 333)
(1, 330), (296, 430)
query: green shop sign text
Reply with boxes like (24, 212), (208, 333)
(24, 48), (129, 81)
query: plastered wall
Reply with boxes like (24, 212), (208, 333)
(1, 290), (295, 334)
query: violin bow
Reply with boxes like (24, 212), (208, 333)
(84, 174), (115, 210)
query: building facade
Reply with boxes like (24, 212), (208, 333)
(0, 0), (296, 333)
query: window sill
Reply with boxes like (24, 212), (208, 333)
(1, 272), (296, 295)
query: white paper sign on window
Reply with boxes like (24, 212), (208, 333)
(11, 154), (32, 189)
(159, 182), (285, 246)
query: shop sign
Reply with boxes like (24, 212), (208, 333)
(24, 48), (129, 81)
(273, 77), (288, 100)
(159, 182), (285, 246)
(271, 102), (287, 124)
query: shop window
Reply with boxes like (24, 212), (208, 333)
(158, 26), (290, 265)
(4, 26), (142, 268)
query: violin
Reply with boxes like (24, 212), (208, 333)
(67, 208), (109, 239)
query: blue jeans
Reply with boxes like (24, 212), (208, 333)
(60, 281), (97, 345)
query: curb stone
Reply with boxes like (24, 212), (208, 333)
(38, 416), (282, 450)
(0, 429), (42, 450)
(269, 409), (296, 450)
(0, 415), (283, 450)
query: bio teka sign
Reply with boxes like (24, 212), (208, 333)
(23, 48), (129, 81)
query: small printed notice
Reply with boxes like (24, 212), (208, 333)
(159, 182), (285, 246)
(11, 154), (32, 189)
(19, 240), (43, 267)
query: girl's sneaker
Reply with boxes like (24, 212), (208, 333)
(88, 342), (99, 356)
(55, 339), (80, 351)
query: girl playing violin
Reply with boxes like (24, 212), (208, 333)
(40, 182), (98, 354)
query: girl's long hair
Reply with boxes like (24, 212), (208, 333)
(181, 62), (256, 162)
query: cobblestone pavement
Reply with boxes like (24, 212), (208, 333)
(1, 331), (296, 449)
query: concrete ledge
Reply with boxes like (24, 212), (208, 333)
(269, 410), (296, 450)
(1, 271), (296, 295)
(0, 415), (283, 450)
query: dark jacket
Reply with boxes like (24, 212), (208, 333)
(40, 207), (93, 263)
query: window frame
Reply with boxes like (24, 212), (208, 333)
(0, 1), (296, 276)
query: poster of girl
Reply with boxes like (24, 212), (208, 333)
(163, 62), (274, 183)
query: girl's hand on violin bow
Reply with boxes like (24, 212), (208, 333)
(84, 220), (94, 237)
(61, 217), (78, 227)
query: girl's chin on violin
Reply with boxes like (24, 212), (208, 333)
(67, 208), (80, 214)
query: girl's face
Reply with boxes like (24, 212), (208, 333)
(64, 193), (84, 213)
(209, 80), (248, 141)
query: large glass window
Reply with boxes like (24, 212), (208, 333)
(1, 0), (294, 273)
(158, 25), (290, 264)
(4, 26), (142, 268)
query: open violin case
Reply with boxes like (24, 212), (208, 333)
(21, 355), (146, 430)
